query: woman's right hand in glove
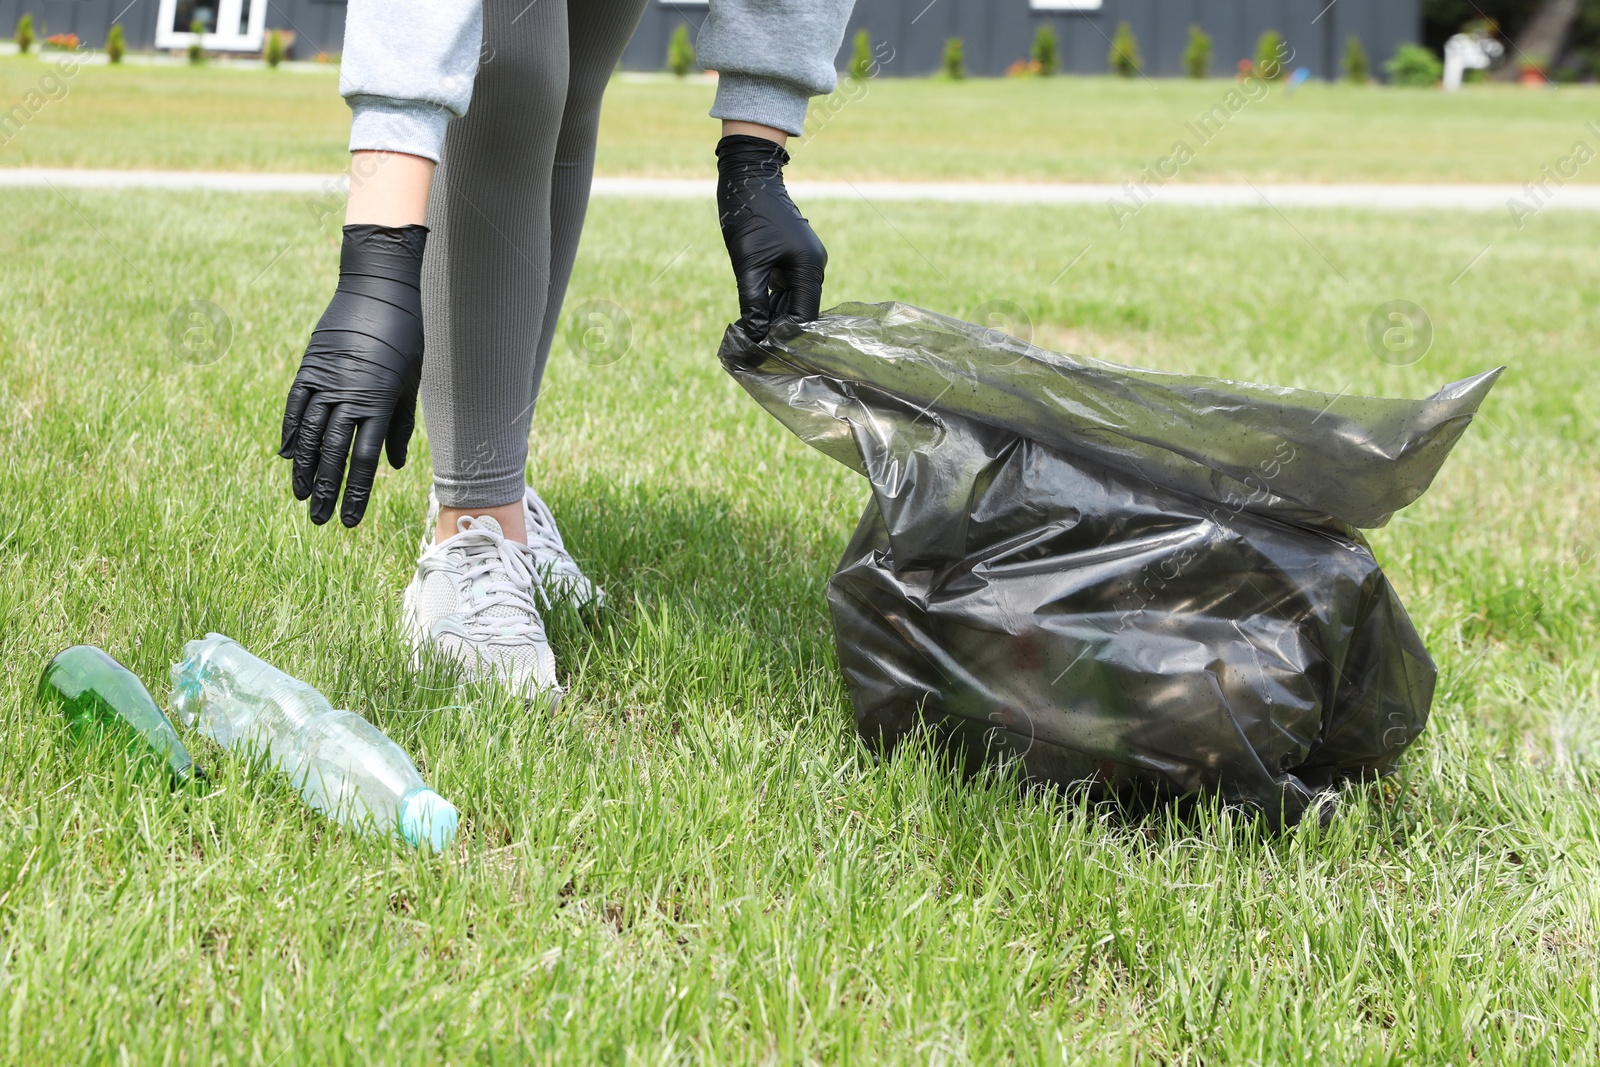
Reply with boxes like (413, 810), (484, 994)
(279, 223), (427, 528)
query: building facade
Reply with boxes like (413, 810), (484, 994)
(5, 0), (1419, 81)
(0, 0), (348, 59)
(625, 0), (1422, 80)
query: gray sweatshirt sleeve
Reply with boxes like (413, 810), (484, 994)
(340, 0), (483, 163)
(698, 0), (856, 137)
(337, 0), (852, 159)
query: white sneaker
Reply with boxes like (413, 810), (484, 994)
(402, 514), (560, 697)
(521, 487), (605, 610)
(422, 488), (604, 610)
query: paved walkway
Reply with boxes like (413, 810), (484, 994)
(1, 167), (1589, 210)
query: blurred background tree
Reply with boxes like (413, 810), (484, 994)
(666, 23), (695, 78)
(849, 29), (874, 82)
(1424, 0), (1539, 49)
(1182, 25), (1212, 78)
(1424, 0), (1600, 81)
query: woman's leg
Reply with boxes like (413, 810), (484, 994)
(420, 0), (572, 516)
(526, 0), (651, 406)
(406, 0), (645, 694)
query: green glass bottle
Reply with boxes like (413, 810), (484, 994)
(39, 645), (200, 786)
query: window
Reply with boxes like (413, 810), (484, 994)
(155, 0), (268, 52)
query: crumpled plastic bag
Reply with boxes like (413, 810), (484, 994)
(721, 302), (1500, 826)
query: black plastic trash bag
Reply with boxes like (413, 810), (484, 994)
(721, 302), (1500, 826)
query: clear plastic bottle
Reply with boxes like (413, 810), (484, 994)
(170, 633), (457, 850)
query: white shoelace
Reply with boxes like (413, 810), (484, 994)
(521, 492), (597, 611)
(522, 491), (579, 572)
(435, 517), (545, 643)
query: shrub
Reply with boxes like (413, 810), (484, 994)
(106, 23), (124, 63)
(1255, 29), (1286, 80)
(941, 37), (965, 79)
(1032, 25), (1058, 76)
(1183, 25), (1211, 78)
(188, 19), (204, 64)
(1386, 43), (1442, 87)
(1343, 34), (1369, 83)
(667, 23), (694, 77)
(849, 28), (873, 82)
(1108, 21), (1141, 77)
(265, 28), (285, 67)
(15, 13), (33, 54)
(43, 32), (78, 51)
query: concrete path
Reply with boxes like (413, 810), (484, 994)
(0, 167), (1585, 211)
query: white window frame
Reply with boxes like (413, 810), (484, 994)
(1030, 0), (1104, 10)
(154, 0), (268, 53)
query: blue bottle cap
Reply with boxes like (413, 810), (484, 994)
(399, 789), (459, 851)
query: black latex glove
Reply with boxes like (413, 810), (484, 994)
(716, 134), (827, 342)
(279, 223), (426, 528)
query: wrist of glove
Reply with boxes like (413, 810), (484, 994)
(279, 223), (427, 528)
(716, 134), (827, 344)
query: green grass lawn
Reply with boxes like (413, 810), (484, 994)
(0, 57), (349, 172)
(7, 54), (1600, 183)
(0, 180), (1596, 1062)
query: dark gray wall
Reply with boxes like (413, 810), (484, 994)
(621, 2), (707, 73)
(623, 0), (1422, 80)
(262, 0), (347, 58)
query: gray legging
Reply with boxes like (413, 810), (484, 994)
(421, 0), (650, 509)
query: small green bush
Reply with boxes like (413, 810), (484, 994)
(1343, 34), (1369, 84)
(941, 37), (965, 80)
(1108, 21), (1141, 77)
(265, 29), (285, 67)
(1032, 25), (1059, 76)
(849, 28), (872, 82)
(1255, 29), (1286, 80)
(1183, 25), (1211, 78)
(106, 23), (125, 63)
(1385, 43), (1442, 87)
(188, 19), (204, 64)
(667, 23), (694, 77)
(15, 13), (33, 54)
